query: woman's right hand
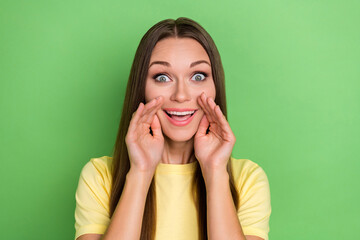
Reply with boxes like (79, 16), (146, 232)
(125, 96), (164, 175)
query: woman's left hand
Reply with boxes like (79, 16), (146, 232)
(194, 92), (236, 176)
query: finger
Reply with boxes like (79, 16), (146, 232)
(214, 104), (228, 126)
(206, 96), (219, 122)
(195, 114), (210, 137)
(128, 102), (144, 137)
(129, 102), (144, 130)
(203, 96), (231, 138)
(198, 93), (214, 123)
(201, 92), (215, 119)
(213, 105), (235, 141)
(140, 97), (160, 119)
(141, 97), (164, 124)
(150, 113), (163, 138)
(202, 93), (215, 123)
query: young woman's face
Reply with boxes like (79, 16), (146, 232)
(145, 37), (216, 142)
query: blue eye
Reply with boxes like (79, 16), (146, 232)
(192, 72), (207, 81)
(153, 72), (208, 82)
(153, 74), (170, 82)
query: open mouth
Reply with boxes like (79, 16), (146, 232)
(163, 109), (197, 122)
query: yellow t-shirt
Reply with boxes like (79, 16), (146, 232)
(74, 156), (271, 240)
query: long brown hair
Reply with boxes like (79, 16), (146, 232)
(110, 17), (239, 240)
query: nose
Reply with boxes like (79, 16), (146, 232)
(170, 79), (191, 102)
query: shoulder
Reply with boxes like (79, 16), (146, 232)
(79, 156), (113, 186)
(230, 157), (271, 239)
(75, 156), (113, 239)
(229, 157), (270, 195)
(230, 157), (267, 181)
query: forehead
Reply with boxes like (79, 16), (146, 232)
(150, 37), (210, 62)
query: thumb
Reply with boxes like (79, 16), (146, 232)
(150, 114), (163, 138)
(196, 115), (209, 137)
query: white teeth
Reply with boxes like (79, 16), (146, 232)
(166, 110), (195, 116)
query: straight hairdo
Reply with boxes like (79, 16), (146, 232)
(110, 17), (239, 240)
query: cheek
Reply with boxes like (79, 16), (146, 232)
(193, 82), (216, 99)
(145, 81), (161, 103)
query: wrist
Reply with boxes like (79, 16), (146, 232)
(127, 167), (155, 185)
(201, 166), (229, 187)
(129, 161), (157, 175)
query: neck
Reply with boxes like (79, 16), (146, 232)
(161, 136), (195, 164)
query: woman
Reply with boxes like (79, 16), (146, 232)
(74, 17), (271, 240)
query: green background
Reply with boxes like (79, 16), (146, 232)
(1, 0), (359, 239)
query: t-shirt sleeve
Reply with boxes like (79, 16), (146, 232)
(235, 160), (271, 240)
(74, 158), (112, 240)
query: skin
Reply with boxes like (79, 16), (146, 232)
(145, 37), (216, 165)
(77, 37), (264, 240)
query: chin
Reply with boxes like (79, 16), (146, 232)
(162, 129), (197, 143)
(159, 119), (201, 143)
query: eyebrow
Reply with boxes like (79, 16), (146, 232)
(149, 60), (211, 68)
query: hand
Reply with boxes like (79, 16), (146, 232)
(125, 96), (164, 174)
(194, 92), (236, 174)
